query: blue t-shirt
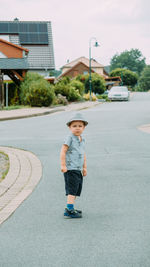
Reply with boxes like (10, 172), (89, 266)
(64, 133), (85, 171)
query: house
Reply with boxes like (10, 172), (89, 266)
(59, 56), (109, 79)
(0, 38), (29, 84)
(0, 19), (55, 76)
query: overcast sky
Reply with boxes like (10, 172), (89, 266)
(0, 0), (150, 70)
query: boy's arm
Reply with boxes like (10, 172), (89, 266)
(60, 144), (68, 173)
(82, 153), (87, 176)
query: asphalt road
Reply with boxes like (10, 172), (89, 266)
(0, 92), (150, 267)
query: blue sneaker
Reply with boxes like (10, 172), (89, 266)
(65, 208), (82, 214)
(64, 208), (82, 219)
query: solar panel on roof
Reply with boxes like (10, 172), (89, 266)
(0, 22), (48, 44)
(9, 23), (19, 33)
(19, 32), (48, 44)
(38, 23), (47, 32)
(29, 33), (39, 43)
(28, 23), (38, 32)
(19, 23), (28, 32)
(0, 23), (9, 33)
(19, 33), (29, 43)
(39, 33), (48, 43)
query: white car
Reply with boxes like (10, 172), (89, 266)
(108, 86), (130, 101)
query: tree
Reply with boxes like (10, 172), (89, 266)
(84, 73), (106, 94)
(110, 49), (146, 74)
(109, 68), (138, 87)
(138, 65), (150, 91)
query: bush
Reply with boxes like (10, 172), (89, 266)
(10, 87), (20, 105)
(68, 86), (81, 101)
(96, 94), (110, 101)
(20, 72), (55, 107)
(70, 80), (85, 96)
(83, 92), (97, 101)
(84, 73), (106, 94)
(54, 77), (83, 101)
(54, 83), (70, 98)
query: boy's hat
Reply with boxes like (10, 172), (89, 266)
(66, 113), (88, 126)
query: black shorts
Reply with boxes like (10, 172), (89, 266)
(64, 170), (83, 196)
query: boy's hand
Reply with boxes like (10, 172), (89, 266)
(82, 168), (87, 176)
(61, 165), (67, 173)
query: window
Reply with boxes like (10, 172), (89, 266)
(83, 71), (88, 75)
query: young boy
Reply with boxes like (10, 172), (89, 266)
(60, 113), (88, 219)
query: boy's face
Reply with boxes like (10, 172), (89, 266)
(69, 121), (85, 136)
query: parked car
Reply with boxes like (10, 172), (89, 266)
(108, 86), (130, 101)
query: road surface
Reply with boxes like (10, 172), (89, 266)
(0, 92), (150, 267)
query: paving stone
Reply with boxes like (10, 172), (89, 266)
(0, 146), (42, 225)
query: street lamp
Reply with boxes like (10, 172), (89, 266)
(89, 37), (100, 100)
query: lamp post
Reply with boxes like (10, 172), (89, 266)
(89, 37), (99, 100)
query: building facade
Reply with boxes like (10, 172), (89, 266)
(60, 57), (109, 79)
(0, 19), (55, 76)
(0, 38), (29, 84)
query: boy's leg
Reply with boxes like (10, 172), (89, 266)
(64, 171), (82, 218)
(66, 194), (76, 211)
(66, 195), (82, 214)
(67, 194), (76, 204)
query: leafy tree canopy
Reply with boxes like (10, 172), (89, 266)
(138, 65), (150, 91)
(110, 68), (138, 87)
(110, 49), (146, 74)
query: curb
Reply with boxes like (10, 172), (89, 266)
(0, 146), (42, 225)
(0, 101), (101, 121)
(0, 108), (65, 121)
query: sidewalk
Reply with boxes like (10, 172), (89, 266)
(0, 100), (101, 225)
(0, 146), (42, 225)
(0, 100), (101, 121)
